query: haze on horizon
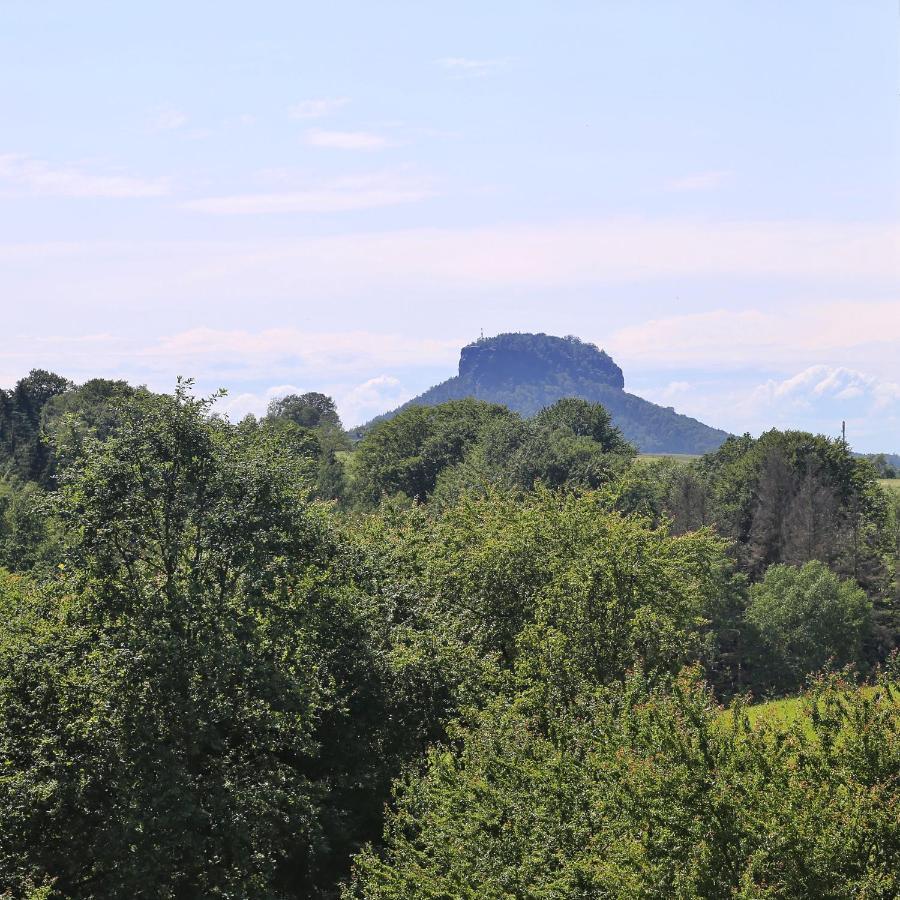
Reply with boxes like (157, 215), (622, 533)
(1, 1), (898, 451)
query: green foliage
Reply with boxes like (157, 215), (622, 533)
(263, 392), (351, 502)
(348, 669), (900, 899)
(372, 489), (728, 703)
(0, 382), (398, 898)
(0, 364), (897, 898)
(41, 377), (136, 440)
(746, 561), (873, 693)
(267, 391), (344, 430)
(427, 398), (635, 505)
(606, 435), (900, 697)
(0, 478), (60, 574)
(507, 398), (635, 492)
(253, 413), (347, 504)
(879, 478), (900, 495)
(352, 399), (514, 505)
(865, 453), (899, 479)
(695, 430), (888, 585)
(0, 369), (71, 484)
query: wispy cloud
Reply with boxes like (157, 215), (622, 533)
(304, 129), (393, 150)
(608, 301), (900, 374)
(752, 366), (900, 410)
(437, 57), (508, 77)
(0, 154), (170, 199)
(148, 106), (188, 132)
(145, 331), (455, 426)
(207, 374), (412, 428)
(659, 380), (691, 400)
(3, 219), (898, 290)
(0, 329), (459, 427)
(637, 362), (900, 450)
(610, 303), (900, 445)
(288, 97), (350, 119)
(183, 172), (435, 214)
(667, 170), (730, 192)
(144, 328), (461, 374)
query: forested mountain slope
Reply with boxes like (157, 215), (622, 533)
(364, 333), (730, 454)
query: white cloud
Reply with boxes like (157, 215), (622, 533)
(339, 375), (410, 425)
(142, 328), (460, 376)
(288, 97), (350, 119)
(4, 217), (897, 286)
(0, 328), (462, 426)
(0, 154), (170, 199)
(437, 57), (507, 77)
(197, 375), (411, 427)
(659, 380), (691, 400)
(736, 366), (900, 447)
(667, 170), (730, 192)
(148, 106), (188, 132)
(213, 383), (305, 421)
(2, 221), (898, 318)
(304, 129), (392, 150)
(637, 364), (900, 451)
(607, 302), (900, 376)
(752, 366), (900, 410)
(183, 172), (435, 214)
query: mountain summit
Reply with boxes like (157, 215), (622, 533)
(369, 333), (729, 454)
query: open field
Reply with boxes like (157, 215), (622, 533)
(740, 694), (809, 733)
(721, 683), (896, 739)
(878, 478), (900, 495)
(715, 693), (812, 737)
(636, 453), (701, 464)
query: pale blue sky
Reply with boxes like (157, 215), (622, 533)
(1, 1), (898, 449)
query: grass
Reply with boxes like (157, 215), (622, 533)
(636, 453), (701, 465)
(712, 694), (813, 738)
(720, 683), (895, 740)
(878, 478), (900, 496)
(741, 694), (807, 731)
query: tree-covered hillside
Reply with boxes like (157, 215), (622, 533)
(362, 333), (730, 454)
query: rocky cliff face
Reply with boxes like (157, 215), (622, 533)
(458, 334), (625, 390)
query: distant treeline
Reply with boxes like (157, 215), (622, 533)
(858, 451), (900, 478)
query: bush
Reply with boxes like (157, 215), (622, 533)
(746, 561), (872, 693)
(347, 669), (900, 899)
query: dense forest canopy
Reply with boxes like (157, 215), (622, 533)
(0, 369), (898, 898)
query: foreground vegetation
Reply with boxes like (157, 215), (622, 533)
(0, 372), (898, 897)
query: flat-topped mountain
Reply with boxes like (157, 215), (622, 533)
(458, 333), (625, 391)
(367, 332), (729, 454)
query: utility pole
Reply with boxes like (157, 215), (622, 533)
(841, 420), (846, 449)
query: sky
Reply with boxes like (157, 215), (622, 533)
(1, 0), (898, 450)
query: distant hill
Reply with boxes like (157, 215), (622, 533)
(364, 333), (730, 454)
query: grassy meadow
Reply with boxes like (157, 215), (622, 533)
(636, 452), (701, 464)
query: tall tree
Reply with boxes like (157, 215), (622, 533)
(0, 382), (392, 898)
(267, 392), (343, 430)
(0, 370), (71, 483)
(745, 561), (872, 693)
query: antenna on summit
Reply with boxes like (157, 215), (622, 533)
(480, 328), (484, 340)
